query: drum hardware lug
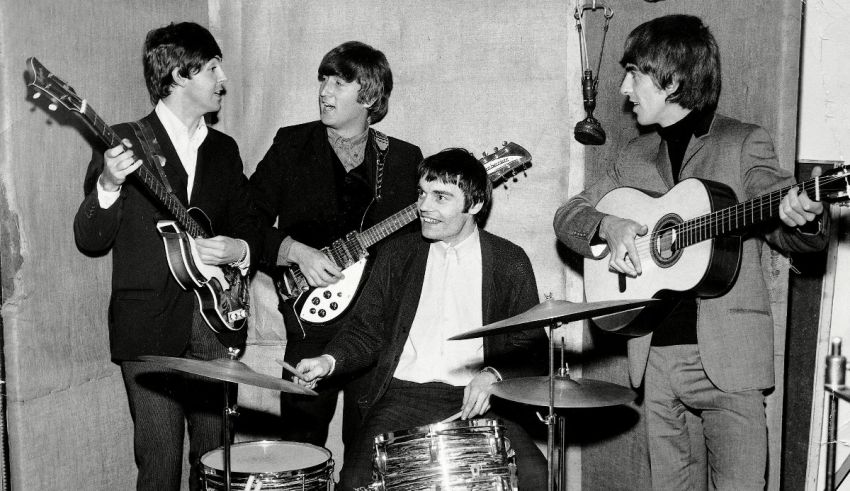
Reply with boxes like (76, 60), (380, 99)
(226, 405), (239, 418)
(536, 411), (555, 426)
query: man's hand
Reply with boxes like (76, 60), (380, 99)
(295, 355), (334, 388)
(194, 236), (245, 266)
(462, 370), (499, 420)
(779, 166), (825, 228)
(100, 139), (142, 191)
(598, 215), (648, 277)
(288, 241), (344, 287)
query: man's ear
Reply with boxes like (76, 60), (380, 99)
(468, 201), (484, 216)
(171, 67), (188, 87)
(664, 79), (680, 96)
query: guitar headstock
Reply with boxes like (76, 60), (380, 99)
(816, 164), (850, 206)
(25, 57), (86, 115)
(479, 141), (532, 185)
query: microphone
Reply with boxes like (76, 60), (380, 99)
(574, 69), (606, 145)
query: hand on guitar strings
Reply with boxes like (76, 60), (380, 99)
(599, 215), (648, 277)
(779, 166), (825, 228)
(287, 240), (344, 287)
(195, 236), (246, 266)
(100, 140), (142, 192)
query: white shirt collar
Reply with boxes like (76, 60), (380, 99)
(154, 100), (208, 151)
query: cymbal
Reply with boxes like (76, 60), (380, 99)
(448, 298), (655, 340)
(139, 356), (317, 396)
(491, 375), (636, 408)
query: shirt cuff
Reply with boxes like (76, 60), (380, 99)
(96, 174), (121, 209)
(229, 239), (250, 274)
(796, 217), (823, 236)
(277, 236), (296, 266)
(480, 366), (503, 382)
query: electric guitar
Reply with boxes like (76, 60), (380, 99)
(276, 142), (532, 327)
(26, 57), (249, 334)
(583, 167), (850, 336)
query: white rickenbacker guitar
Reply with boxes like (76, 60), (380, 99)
(26, 57), (249, 338)
(584, 169), (850, 336)
(277, 142), (532, 326)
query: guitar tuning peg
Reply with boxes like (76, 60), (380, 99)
(48, 103), (58, 111)
(32, 92), (41, 99)
(503, 141), (507, 146)
(493, 147), (498, 153)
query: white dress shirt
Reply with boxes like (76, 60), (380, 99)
(394, 228), (485, 386)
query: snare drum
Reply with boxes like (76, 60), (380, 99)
(201, 440), (334, 490)
(372, 418), (517, 491)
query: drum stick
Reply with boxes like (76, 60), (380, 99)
(440, 411), (463, 424)
(276, 358), (308, 382)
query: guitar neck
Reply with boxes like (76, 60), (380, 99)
(353, 151), (528, 249)
(677, 176), (822, 248)
(80, 105), (206, 238)
(356, 203), (419, 249)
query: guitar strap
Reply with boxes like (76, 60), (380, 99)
(129, 120), (175, 196)
(371, 128), (389, 202)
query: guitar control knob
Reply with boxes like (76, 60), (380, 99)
(330, 302), (338, 310)
(309, 308), (316, 314)
(323, 291), (332, 299)
(312, 298), (320, 305)
(318, 309), (326, 318)
(337, 292), (343, 297)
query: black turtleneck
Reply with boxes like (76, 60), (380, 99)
(651, 108), (714, 347)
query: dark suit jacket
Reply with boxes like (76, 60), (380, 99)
(250, 121), (423, 272)
(74, 111), (261, 361)
(325, 229), (549, 412)
(554, 114), (828, 392)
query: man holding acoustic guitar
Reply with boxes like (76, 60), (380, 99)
(554, 14), (829, 490)
(73, 22), (261, 491)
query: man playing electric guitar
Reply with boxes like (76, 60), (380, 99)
(73, 22), (261, 491)
(249, 41), (422, 452)
(554, 15), (828, 490)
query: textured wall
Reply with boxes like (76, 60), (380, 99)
(0, 1), (206, 489)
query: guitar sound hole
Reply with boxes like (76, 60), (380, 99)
(651, 213), (684, 268)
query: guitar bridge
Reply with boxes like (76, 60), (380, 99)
(227, 309), (247, 322)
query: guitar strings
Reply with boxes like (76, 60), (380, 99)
(622, 173), (846, 260)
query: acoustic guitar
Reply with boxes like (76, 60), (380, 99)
(584, 168), (850, 335)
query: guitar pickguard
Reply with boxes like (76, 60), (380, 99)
(294, 258), (368, 324)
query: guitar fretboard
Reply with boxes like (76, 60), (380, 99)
(674, 175), (834, 248)
(80, 104), (206, 239)
(357, 204), (420, 249)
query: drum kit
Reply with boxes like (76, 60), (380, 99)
(142, 297), (652, 491)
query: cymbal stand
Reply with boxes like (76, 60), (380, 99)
(542, 326), (566, 491)
(541, 332), (571, 491)
(222, 347), (241, 491)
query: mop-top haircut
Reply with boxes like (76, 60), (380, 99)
(620, 14), (721, 111)
(143, 22), (223, 106)
(318, 41), (393, 124)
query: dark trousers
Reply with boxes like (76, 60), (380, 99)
(339, 378), (548, 491)
(121, 309), (232, 491)
(280, 333), (369, 448)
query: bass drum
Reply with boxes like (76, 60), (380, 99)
(201, 440), (334, 490)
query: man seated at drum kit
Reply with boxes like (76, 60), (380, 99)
(296, 148), (549, 490)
